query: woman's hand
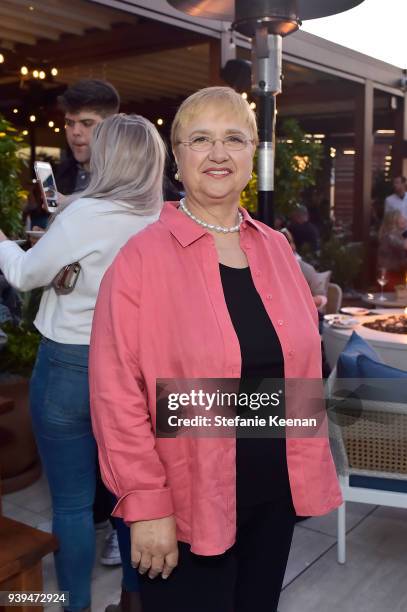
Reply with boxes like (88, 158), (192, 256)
(130, 515), (178, 580)
(313, 294), (328, 311)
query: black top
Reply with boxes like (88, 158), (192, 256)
(219, 263), (291, 508)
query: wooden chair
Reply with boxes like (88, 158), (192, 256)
(0, 395), (58, 612)
(0, 517), (58, 612)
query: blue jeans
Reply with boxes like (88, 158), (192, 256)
(30, 338), (140, 609)
(30, 338), (96, 611)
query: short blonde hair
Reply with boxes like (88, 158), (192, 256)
(171, 86), (258, 149)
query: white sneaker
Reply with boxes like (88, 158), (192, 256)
(100, 529), (122, 566)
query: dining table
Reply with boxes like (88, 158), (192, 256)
(361, 292), (407, 308)
(322, 308), (407, 371)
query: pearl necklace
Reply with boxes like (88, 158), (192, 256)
(179, 198), (243, 233)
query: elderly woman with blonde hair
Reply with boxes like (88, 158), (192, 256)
(90, 87), (342, 612)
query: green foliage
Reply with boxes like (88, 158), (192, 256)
(241, 118), (323, 215)
(0, 115), (27, 237)
(303, 234), (363, 289)
(0, 322), (40, 376)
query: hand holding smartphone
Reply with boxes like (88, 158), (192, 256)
(34, 161), (59, 213)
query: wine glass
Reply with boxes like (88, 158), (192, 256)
(377, 267), (388, 301)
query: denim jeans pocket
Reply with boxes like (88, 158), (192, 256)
(46, 361), (90, 427)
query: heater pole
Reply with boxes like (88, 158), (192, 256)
(252, 30), (282, 226)
(257, 90), (276, 226)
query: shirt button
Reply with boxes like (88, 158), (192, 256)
(288, 349), (295, 357)
(266, 294), (272, 300)
(278, 319), (284, 326)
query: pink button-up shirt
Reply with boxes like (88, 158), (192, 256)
(89, 202), (342, 555)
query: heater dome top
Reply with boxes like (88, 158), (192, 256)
(167, 0), (365, 23)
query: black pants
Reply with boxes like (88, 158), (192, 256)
(139, 495), (296, 612)
(93, 461), (115, 527)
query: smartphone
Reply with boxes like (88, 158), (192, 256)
(34, 161), (59, 213)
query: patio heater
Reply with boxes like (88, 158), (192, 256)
(167, 0), (365, 226)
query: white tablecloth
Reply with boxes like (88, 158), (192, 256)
(323, 309), (407, 372)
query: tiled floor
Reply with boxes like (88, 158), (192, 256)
(4, 474), (407, 612)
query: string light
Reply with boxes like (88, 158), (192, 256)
(29, 114), (36, 122)
(54, 127), (60, 133)
(157, 118), (164, 126)
(13, 108), (18, 114)
(22, 130), (28, 136)
(249, 102), (256, 109)
(0, 54), (4, 64)
(48, 120), (54, 128)
(51, 67), (58, 76)
(241, 92), (248, 99)
(39, 70), (46, 80)
(20, 66), (28, 75)
(32, 70), (39, 78)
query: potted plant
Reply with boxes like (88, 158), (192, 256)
(0, 115), (41, 492)
(241, 118), (323, 216)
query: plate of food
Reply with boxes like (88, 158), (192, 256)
(324, 314), (359, 329)
(340, 307), (371, 316)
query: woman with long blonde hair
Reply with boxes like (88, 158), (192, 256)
(378, 209), (407, 290)
(0, 113), (165, 612)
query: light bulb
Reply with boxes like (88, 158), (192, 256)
(21, 66), (28, 75)
(39, 70), (46, 80)
(33, 70), (39, 78)
(29, 115), (36, 122)
(48, 120), (54, 128)
(51, 67), (58, 76)
(157, 118), (164, 126)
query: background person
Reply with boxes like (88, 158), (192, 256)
(0, 114), (165, 612)
(90, 87), (342, 612)
(377, 209), (407, 290)
(288, 204), (320, 253)
(33, 78), (123, 566)
(56, 79), (120, 195)
(384, 176), (407, 219)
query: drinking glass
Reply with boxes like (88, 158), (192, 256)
(377, 268), (388, 301)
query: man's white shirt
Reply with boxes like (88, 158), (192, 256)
(384, 192), (407, 218)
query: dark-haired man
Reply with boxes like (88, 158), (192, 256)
(384, 176), (407, 219)
(55, 79), (120, 194)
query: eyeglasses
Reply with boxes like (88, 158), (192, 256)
(177, 135), (254, 152)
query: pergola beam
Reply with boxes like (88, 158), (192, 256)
(0, 1), (86, 36)
(353, 80), (374, 245)
(14, 22), (207, 67)
(393, 92), (407, 178)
